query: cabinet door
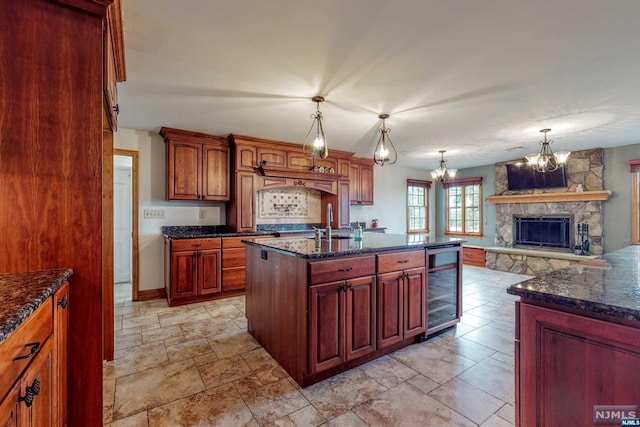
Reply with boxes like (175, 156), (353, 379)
(257, 147), (286, 167)
(21, 338), (54, 427)
(518, 303), (640, 426)
(53, 283), (69, 427)
(403, 267), (426, 339)
(309, 281), (346, 374)
(170, 251), (197, 299)
(337, 180), (351, 229)
(346, 276), (376, 361)
(236, 172), (255, 232)
(103, 18), (118, 131)
(198, 249), (221, 295)
(376, 272), (403, 349)
(349, 164), (360, 203)
(201, 143), (230, 201)
(0, 381), (19, 427)
(168, 141), (200, 200)
(358, 164), (374, 205)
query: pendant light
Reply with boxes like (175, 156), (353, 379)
(430, 150), (457, 182)
(525, 128), (570, 173)
(303, 96), (328, 160)
(373, 114), (397, 166)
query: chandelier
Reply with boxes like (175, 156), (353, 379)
(430, 150), (457, 182)
(303, 96), (328, 160)
(525, 128), (570, 173)
(373, 114), (397, 166)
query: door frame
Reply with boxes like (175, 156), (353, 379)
(114, 148), (140, 301)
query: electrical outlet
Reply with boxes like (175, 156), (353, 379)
(199, 208), (206, 219)
(144, 209), (165, 219)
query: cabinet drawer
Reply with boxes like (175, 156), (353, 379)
(377, 250), (425, 274)
(463, 246), (485, 267)
(309, 256), (375, 284)
(171, 238), (221, 251)
(0, 298), (53, 399)
(222, 236), (246, 249)
(222, 267), (246, 291)
(222, 247), (245, 268)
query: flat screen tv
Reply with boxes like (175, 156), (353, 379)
(506, 163), (567, 190)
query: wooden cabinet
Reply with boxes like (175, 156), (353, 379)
(462, 245), (485, 267)
(103, 0), (125, 132)
(161, 127), (230, 201)
(221, 237), (247, 292)
(165, 238), (222, 306)
(350, 158), (374, 205)
(320, 180), (350, 230)
(516, 302), (640, 426)
(376, 250), (426, 349)
(0, 284), (69, 427)
(227, 172), (256, 232)
(308, 256), (376, 375)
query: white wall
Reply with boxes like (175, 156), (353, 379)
(115, 128), (226, 291)
(116, 128), (432, 291)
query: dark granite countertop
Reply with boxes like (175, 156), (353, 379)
(243, 233), (464, 259)
(162, 225), (274, 239)
(0, 268), (73, 345)
(507, 245), (640, 322)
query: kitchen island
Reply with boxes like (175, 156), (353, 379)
(507, 246), (640, 426)
(243, 233), (463, 386)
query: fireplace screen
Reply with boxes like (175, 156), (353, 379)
(513, 215), (573, 251)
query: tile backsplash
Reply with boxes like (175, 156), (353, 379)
(256, 188), (321, 225)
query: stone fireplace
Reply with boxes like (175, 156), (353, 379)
(486, 148), (610, 275)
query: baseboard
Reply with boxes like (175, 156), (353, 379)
(137, 288), (166, 301)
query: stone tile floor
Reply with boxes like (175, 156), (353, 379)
(104, 266), (531, 426)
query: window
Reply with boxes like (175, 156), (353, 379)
(444, 177), (482, 236)
(407, 179), (430, 233)
(630, 160), (640, 244)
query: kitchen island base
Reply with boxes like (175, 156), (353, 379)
(244, 234), (463, 387)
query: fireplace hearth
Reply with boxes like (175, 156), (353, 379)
(513, 215), (573, 251)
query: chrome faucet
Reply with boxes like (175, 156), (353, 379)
(326, 203), (333, 240)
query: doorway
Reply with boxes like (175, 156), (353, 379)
(113, 149), (139, 301)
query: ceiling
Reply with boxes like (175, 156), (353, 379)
(119, 0), (640, 170)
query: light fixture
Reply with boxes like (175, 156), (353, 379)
(373, 114), (397, 166)
(430, 150), (457, 182)
(525, 128), (570, 173)
(303, 96), (328, 160)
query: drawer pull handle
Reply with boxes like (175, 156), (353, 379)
(398, 260), (410, 263)
(57, 294), (68, 309)
(338, 267), (352, 272)
(14, 342), (41, 361)
(192, 244), (202, 248)
(19, 378), (40, 408)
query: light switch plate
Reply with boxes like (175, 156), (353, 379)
(144, 209), (165, 219)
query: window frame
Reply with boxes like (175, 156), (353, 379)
(630, 160), (640, 244)
(406, 179), (431, 234)
(444, 177), (483, 237)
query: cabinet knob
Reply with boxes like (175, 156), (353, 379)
(57, 294), (68, 309)
(19, 378), (40, 408)
(13, 342), (41, 361)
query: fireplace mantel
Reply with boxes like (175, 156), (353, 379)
(486, 190), (612, 204)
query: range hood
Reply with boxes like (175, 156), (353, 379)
(254, 164), (345, 195)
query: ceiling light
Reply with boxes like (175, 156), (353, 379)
(373, 114), (397, 166)
(525, 128), (570, 173)
(430, 150), (457, 182)
(303, 96), (328, 160)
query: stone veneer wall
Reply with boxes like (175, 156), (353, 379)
(488, 148), (605, 273)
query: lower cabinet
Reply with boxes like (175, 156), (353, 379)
(165, 238), (221, 306)
(308, 275), (376, 375)
(221, 237), (247, 292)
(377, 267), (427, 349)
(517, 302), (640, 426)
(0, 284), (68, 427)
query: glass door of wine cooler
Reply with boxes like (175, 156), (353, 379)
(427, 244), (462, 335)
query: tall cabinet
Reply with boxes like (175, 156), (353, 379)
(0, 0), (118, 425)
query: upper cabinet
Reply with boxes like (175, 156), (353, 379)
(103, 0), (126, 131)
(350, 157), (374, 205)
(161, 127), (230, 201)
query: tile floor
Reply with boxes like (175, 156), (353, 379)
(104, 266), (531, 426)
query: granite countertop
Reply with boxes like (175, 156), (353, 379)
(163, 225), (274, 239)
(0, 268), (73, 344)
(507, 245), (640, 322)
(243, 233), (464, 259)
